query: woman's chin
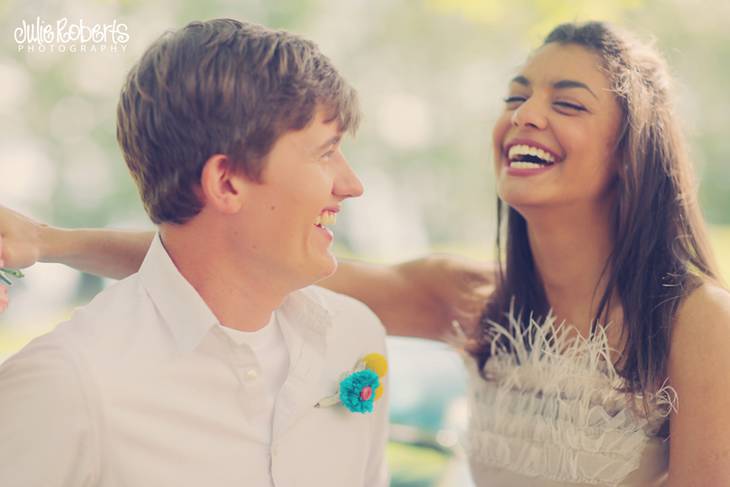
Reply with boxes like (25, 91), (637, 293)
(498, 189), (554, 210)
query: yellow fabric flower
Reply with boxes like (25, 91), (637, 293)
(362, 353), (388, 378)
(362, 353), (388, 401)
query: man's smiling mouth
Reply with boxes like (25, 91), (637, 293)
(314, 210), (337, 228)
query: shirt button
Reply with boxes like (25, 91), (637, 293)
(244, 368), (258, 381)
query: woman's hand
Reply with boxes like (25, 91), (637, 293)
(412, 254), (495, 338)
(0, 205), (154, 312)
(0, 205), (49, 312)
(0, 205), (47, 271)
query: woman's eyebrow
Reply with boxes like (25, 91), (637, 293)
(510, 75), (530, 87)
(553, 79), (598, 99)
(509, 75), (598, 100)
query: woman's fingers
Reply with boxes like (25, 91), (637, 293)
(0, 285), (8, 312)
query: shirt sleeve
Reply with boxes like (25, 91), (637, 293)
(0, 337), (99, 487)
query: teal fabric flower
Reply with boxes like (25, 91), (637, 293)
(339, 369), (380, 413)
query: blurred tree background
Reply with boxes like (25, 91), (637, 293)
(0, 0), (728, 338)
(1, 1), (728, 485)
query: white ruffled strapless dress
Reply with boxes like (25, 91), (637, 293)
(463, 314), (675, 486)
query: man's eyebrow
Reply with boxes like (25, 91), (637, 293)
(315, 134), (342, 152)
(553, 79), (598, 99)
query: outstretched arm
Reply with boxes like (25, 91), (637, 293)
(0, 205), (152, 280)
(319, 255), (494, 340)
(41, 228), (152, 280)
(0, 205), (496, 337)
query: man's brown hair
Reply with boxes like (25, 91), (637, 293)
(117, 18), (360, 224)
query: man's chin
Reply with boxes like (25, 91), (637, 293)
(311, 255), (338, 284)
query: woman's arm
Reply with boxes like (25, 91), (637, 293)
(667, 282), (730, 485)
(41, 228), (153, 279)
(0, 205), (152, 280)
(319, 255), (495, 340)
(0, 205), (497, 337)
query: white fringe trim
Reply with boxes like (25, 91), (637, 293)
(463, 311), (676, 486)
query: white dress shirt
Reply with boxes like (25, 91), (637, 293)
(0, 234), (389, 487)
(218, 313), (290, 446)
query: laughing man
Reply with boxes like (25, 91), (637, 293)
(0, 18), (388, 487)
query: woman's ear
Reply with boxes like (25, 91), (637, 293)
(198, 154), (249, 214)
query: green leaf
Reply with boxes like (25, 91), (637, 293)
(0, 268), (24, 286)
(0, 268), (24, 279)
(0, 272), (12, 286)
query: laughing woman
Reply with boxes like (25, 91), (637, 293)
(1, 21), (729, 486)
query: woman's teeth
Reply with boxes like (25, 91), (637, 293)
(314, 211), (337, 227)
(507, 144), (556, 166)
(510, 161), (545, 169)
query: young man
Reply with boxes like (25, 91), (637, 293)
(0, 19), (389, 487)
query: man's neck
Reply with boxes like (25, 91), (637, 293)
(159, 225), (291, 332)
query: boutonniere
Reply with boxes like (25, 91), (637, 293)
(315, 352), (388, 414)
(0, 268), (24, 286)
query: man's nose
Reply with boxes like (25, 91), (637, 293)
(333, 156), (364, 199)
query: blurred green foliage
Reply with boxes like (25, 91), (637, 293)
(0, 0), (728, 301)
(387, 441), (450, 487)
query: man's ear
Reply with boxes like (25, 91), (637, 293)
(199, 154), (250, 214)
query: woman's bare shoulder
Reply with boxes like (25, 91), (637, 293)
(669, 279), (730, 387)
(673, 280), (730, 340)
(666, 282), (730, 480)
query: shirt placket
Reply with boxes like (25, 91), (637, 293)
(269, 308), (331, 487)
(212, 327), (269, 420)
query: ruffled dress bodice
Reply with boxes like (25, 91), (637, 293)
(464, 315), (675, 486)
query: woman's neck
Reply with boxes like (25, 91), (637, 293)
(523, 200), (620, 335)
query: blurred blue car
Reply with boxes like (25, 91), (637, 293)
(386, 337), (474, 487)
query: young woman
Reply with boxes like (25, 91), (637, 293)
(2, 21), (729, 485)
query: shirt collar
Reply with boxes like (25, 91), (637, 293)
(139, 233), (335, 353)
(139, 233), (219, 352)
(278, 286), (333, 337)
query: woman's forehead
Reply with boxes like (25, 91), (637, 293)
(515, 43), (610, 91)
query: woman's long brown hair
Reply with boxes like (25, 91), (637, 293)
(473, 22), (720, 400)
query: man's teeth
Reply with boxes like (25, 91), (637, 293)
(314, 211), (336, 226)
(508, 144), (555, 164)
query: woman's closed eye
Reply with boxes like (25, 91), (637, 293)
(502, 95), (588, 113)
(503, 95), (527, 107)
(553, 101), (587, 112)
